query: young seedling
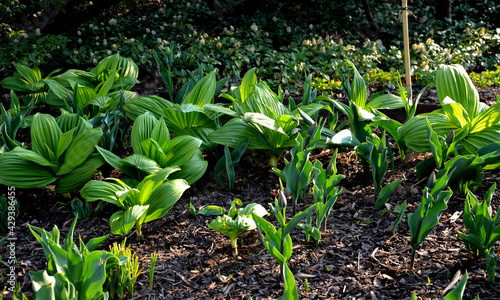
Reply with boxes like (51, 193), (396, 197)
(273, 120), (323, 215)
(149, 251), (158, 288)
(208, 198), (268, 257)
(408, 170), (453, 272)
(253, 190), (318, 297)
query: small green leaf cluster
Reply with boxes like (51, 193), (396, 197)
(204, 198), (268, 257)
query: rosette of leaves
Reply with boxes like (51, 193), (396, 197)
(0, 63), (60, 105)
(43, 53), (139, 111)
(97, 112), (207, 185)
(207, 198), (268, 257)
(124, 68), (227, 153)
(81, 167), (189, 237)
(207, 68), (300, 166)
(29, 217), (122, 300)
(0, 113), (104, 193)
(399, 64), (500, 155)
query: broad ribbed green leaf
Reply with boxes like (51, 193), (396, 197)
(182, 70), (216, 107)
(110, 206), (148, 235)
(441, 99), (469, 128)
(150, 117), (170, 145)
(0, 153), (56, 188)
(436, 64), (479, 118)
(79, 251), (118, 300)
(56, 154), (105, 194)
(244, 113), (285, 134)
(16, 64), (40, 82)
(57, 128), (102, 175)
(122, 154), (162, 175)
(209, 118), (273, 149)
(143, 179), (189, 223)
(96, 146), (138, 178)
(55, 128), (76, 159)
(346, 61), (367, 107)
(141, 139), (170, 167)
(8, 146), (57, 167)
(462, 125), (500, 154)
(124, 95), (172, 120)
(56, 113), (93, 135)
(470, 102), (500, 134)
(162, 135), (202, 168)
(31, 113), (62, 161)
(162, 103), (215, 133)
(0, 77), (30, 92)
(398, 113), (458, 153)
(240, 68), (257, 103)
(80, 179), (127, 207)
(94, 53), (138, 82)
(131, 112), (158, 155)
(168, 149), (208, 184)
(366, 94), (404, 110)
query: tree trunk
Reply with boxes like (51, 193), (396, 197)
(435, 0), (452, 21)
(360, 0), (380, 38)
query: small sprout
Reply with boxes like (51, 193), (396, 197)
(446, 129), (455, 145)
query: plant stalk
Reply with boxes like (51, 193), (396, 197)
(409, 248), (416, 273)
(402, 0), (412, 104)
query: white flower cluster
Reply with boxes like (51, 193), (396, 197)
(108, 18), (117, 25)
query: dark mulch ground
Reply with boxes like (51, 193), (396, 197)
(1, 85), (500, 299)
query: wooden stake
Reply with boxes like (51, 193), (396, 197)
(402, 0), (412, 104)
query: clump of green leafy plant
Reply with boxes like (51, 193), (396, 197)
(207, 198), (267, 257)
(0, 113), (104, 194)
(104, 239), (143, 299)
(408, 171), (453, 272)
(97, 112), (207, 185)
(399, 64), (500, 155)
(29, 217), (123, 300)
(457, 184), (500, 282)
(81, 167), (189, 237)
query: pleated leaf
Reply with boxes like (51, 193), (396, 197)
(31, 113), (62, 161)
(0, 153), (57, 188)
(57, 128), (103, 175)
(398, 113), (458, 153)
(131, 112), (159, 155)
(182, 69), (216, 107)
(162, 135), (202, 168)
(436, 64), (479, 119)
(168, 149), (208, 184)
(56, 154), (105, 194)
(143, 179), (189, 223)
(124, 95), (172, 120)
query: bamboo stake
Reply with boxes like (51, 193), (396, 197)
(402, 0), (412, 104)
